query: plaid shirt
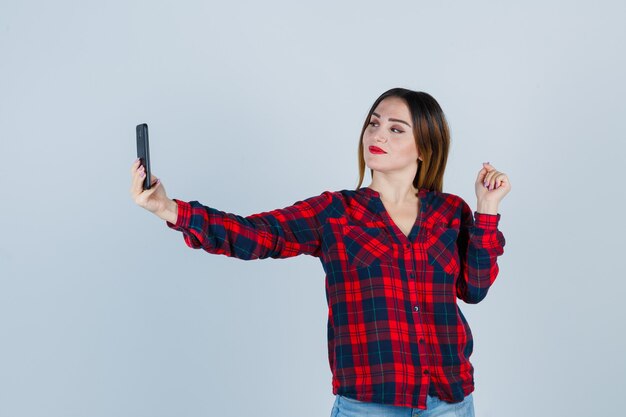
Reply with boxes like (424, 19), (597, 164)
(166, 187), (505, 409)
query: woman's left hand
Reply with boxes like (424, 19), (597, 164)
(475, 162), (511, 204)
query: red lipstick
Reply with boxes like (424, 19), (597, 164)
(369, 146), (387, 154)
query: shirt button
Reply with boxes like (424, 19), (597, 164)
(414, 306), (419, 312)
(410, 272), (415, 278)
(406, 243), (411, 249)
(423, 369), (430, 375)
(419, 338), (425, 344)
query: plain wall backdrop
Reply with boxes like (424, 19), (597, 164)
(1, 1), (625, 416)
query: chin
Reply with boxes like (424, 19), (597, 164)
(367, 166), (391, 175)
(364, 161), (383, 172)
(364, 156), (383, 169)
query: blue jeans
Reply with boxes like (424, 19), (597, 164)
(330, 394), (474, 417)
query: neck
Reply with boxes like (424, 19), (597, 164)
(368, 173), (418, 205)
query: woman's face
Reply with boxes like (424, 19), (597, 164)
(363, 97), (420, 176)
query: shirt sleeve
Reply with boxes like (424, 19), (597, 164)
(455, 198), (506, 304)
(165, 191), (334, 260)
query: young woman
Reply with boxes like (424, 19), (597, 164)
(130, 88), (510, 417)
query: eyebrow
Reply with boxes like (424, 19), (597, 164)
(372, 112), (412, 127)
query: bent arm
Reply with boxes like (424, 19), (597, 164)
(165, 192), (334, 260)
(456, 199), (506, 304)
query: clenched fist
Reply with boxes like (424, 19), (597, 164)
(474, 162), (511, 214)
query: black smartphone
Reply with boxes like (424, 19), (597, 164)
(136, 123), (152, 190)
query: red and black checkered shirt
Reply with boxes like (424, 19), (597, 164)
(166, 187), (505, 409)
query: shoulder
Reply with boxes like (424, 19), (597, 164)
(307, 188), (379, 217)
(318, 188), (371, 203)
(439, 191), (470, 209)
(289, 189), (357, 217)
(300, 189), (350, 205)
(266, 189), (362, 224)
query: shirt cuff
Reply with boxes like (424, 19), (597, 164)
(473, 211), (501, 230)
(166, 199), (193, 229)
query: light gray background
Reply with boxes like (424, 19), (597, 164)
(1, 1), (624, 416)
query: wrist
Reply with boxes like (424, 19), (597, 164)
(156, 199), (178, 224)
(476, 200), (499, 215)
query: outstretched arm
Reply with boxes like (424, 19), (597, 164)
(165, 194), (333, 260)
(130, 158), (333, 260)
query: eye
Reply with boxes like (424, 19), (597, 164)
(391, 128), (404, 133)
(368, 121), (379, 127)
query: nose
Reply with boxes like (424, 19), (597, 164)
(374, 132), (388, 143)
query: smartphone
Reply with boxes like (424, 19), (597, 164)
(136, 123), (152, 190)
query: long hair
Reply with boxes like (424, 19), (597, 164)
(356, 88), (451, 194)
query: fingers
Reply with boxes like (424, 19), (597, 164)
(495, 174), (509, 190)
(135, 164), (146, 191)
(147, 178), (161, 193)
(484, 168), (498, 185)
(483, 171), (499, 190)
(479, 162), (508, 190)
(476, 162), (491, 183)
(485, 173), (505, 190)
(130, 158), (141, 174)
(485, 173), (507, 190)
(130, 158), (163, 199)
(130, 159), (147, 196)
(146, 175), (160, 191)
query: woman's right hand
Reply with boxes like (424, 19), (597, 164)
(130, 159), (178, 223)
